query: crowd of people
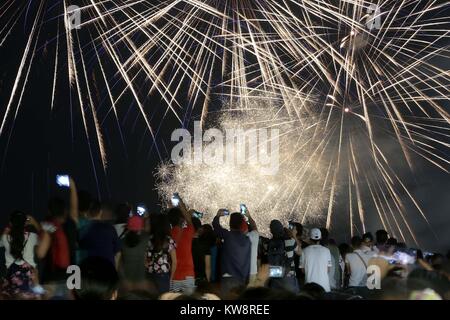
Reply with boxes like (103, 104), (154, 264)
(0, 177), (449, 300)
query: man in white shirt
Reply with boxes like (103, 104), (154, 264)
(345, 236), (373, 288)
(300, 228), (332, 292)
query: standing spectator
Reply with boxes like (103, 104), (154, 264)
(290, 222), (308, 287)
(65, 177), (92, 265)
(300, 228), (332, 292)
(200, 224), (218, 283)
(146, 214), (177, 294)
(191, 217), (212, 284)
(1, 211), (49, 299)
(320, 228), (341, 290)
(79, 200), (121, 268)
(213, 210), (251, 298)
(345, 236), (372, 297)
(362, 232), (378, 255)
(245, 212), (259, 287)
(168, 201), (195, 294)
(113, 203), (132, 238)
(118, 215), (149, 290)
(266, 220), (300, 293)
(375, 229), (389, 252)
(41, 197), (71, 287)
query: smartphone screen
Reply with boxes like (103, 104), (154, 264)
(56, 175), (70, 187)
(223, 210), (230, 216)
(240, 204), (247, 215)
(171, 193), (180, 207)
(136, 205), (146, 216)
(269, 266), (284, 278)
(193, 211), (204, 219)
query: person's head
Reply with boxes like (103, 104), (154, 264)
(229, 212), (244, 232)
(407, 269), (448, 299)
(101, 202), (114, 221)
(309, 228), (322, 244)
(8, 211), (28, 260)
(115, 203), (131, 224)
(47, 197), (66, 223)
(124, 215), (144, 248)
(269, 220), (285, 239)
(200, 224), (217, 247)
(77, 190), (92, 214)
(338, 242), (352, 257)
(302, 282), (326, 300)
(362, 232), (374, 246)
(290, 222), (303, 240)
(167, 207), (184, 227)
(87, 199), (102, 219)
(151, 213), (171, 250)
(192, 217), (202, 234)
(376, 229), (388, 245)
(350, 236), (362, 249)
(73, 257), (119, 300)
(386, 237), (398, 247)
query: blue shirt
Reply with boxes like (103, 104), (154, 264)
(212, 216), (251, 282)
(79, 221), (121, 266)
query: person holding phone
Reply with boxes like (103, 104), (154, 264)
(265, 219), (300, 294)
(1, 211), (50, 299)
(167, 195), (196, 295)
(212, 209), (251, 298)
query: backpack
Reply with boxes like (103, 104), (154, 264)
(267, 239), (288, 268)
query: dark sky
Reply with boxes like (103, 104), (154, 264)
(0, 1), (449, 253)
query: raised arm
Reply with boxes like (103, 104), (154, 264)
(212, 209), (228, 239)
(69, 177), (79, 224)
(247, 211), (257, 232)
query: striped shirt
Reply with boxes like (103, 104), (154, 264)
(284, 238), (297, 277)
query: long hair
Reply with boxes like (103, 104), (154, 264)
(9, 211), (28, 260)
(150, 214), (171, 251)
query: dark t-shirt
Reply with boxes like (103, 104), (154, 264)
(192, 237), (211, 280)
(79, 221), (121, 266)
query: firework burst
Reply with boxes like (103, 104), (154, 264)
(0, 1), (449, 245)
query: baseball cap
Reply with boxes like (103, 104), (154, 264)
(310, 228), (322, 240)
(127, 215), (144, 232)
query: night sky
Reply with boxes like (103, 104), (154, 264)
(0, 1), (449, 253)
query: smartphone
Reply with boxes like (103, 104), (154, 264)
(193, 211), (204, 219)
(288, 221), (295, 230)
(269, 266), (284, 278)
(136, 204), (147, 216)
(171, 193), (180, 207)
(393, 251), (416, 265)
(223, 209), (230, 216)
(56, 175), (70, 187)
(240, 204), (247, 215)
